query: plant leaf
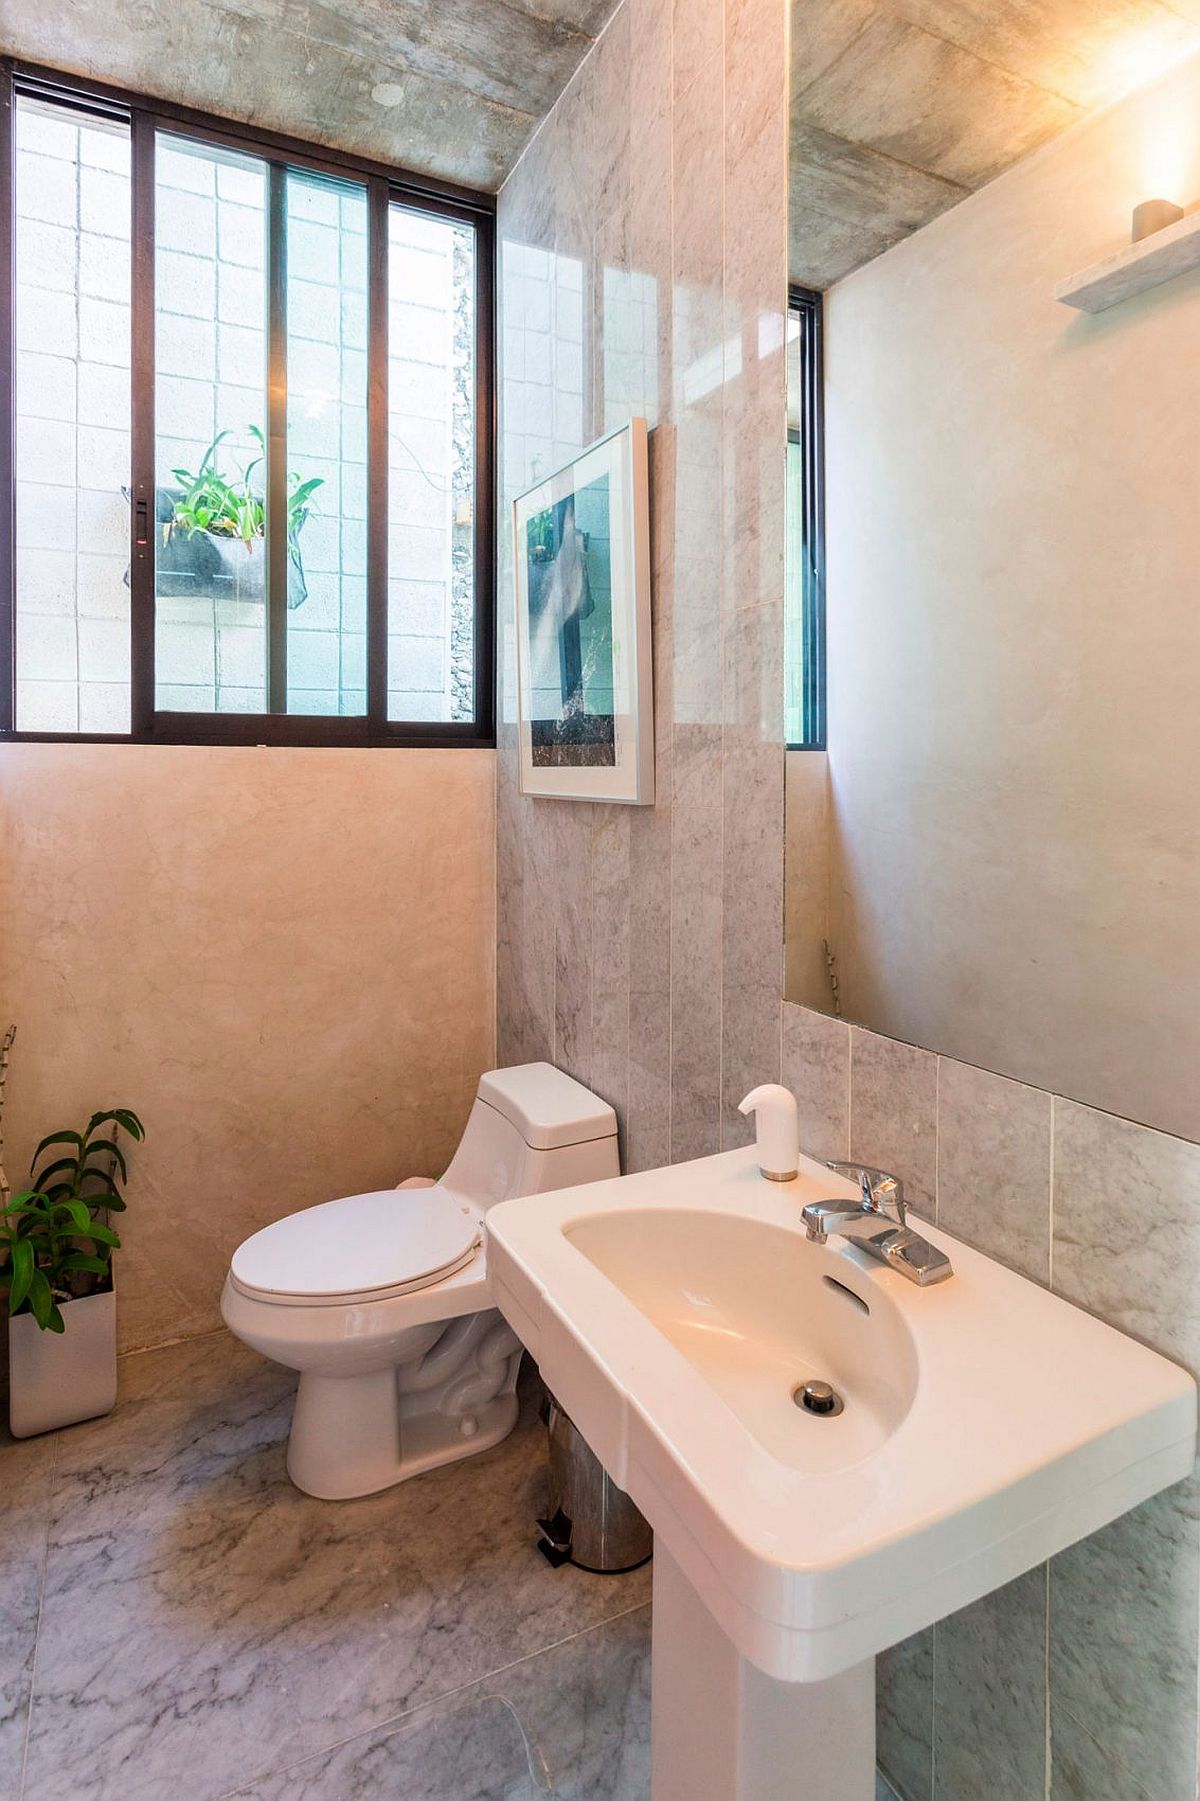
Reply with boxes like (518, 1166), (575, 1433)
(31, 1130), (83, 1167)
(83, 1138), (128, 1181)
(59, 1253), (110, 1277)
(29, 1155), (81, 1190)
(27, 1269), (53, 1329)
(7, 1238), (34, 1313)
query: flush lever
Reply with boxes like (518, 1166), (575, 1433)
(134, 495), (150, 553)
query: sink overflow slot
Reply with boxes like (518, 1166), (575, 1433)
(823, 1274), (870, 1315)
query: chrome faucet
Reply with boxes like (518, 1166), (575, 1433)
(802, 1161), (953, 1287)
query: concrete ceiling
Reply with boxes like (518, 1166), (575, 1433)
(791, 0), (1200, 288)
(0, 0), (621, 192)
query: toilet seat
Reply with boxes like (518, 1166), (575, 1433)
(229, 1187), (482, 1308)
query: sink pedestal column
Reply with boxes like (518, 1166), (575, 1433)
(651, 1548), (875, 1801)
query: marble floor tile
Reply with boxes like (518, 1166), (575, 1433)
(0, 1428), (55, 1799)
(230, 1604), (652, 1800)
(21, 1334), (650, 1801)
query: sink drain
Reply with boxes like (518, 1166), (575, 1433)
(793, 1379), (844, 1417)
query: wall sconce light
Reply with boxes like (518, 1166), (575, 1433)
(1131, 198), (1185, 242)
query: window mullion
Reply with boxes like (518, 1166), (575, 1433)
(266, 161), (288, 714)
(130, 111), (156, 734)
(367, 178), (388, 728)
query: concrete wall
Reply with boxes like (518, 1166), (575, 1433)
(0, 744), (495, 1353)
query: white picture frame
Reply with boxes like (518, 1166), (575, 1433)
(512, 417), (654, 804)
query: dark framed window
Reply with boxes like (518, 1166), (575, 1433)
(786, 285), (825, 751)
(0, 61), (495, 747)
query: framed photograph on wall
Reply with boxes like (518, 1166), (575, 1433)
(513, 418), (654, 804)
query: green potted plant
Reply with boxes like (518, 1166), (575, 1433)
(2, 1106), (145, 1438)
(127, 426), (323, 609)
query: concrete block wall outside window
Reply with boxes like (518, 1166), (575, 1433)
(13, 97), (477, 730)
(13, 101), (132, 733)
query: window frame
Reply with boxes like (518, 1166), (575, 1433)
(0, 58), (496, 748)
(787, 283), (826, 753)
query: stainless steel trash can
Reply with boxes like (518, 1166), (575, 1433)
(537, 1397), (653, 1574)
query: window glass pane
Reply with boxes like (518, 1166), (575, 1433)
(13, 97), (131, 733)
(387, 206), (477, 723)
(154, 133), (268, 713)
(285, 169), (367, 716)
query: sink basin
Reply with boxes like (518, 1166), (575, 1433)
(488, 1148), (1196, 1686)
(566, 1208), (917, 1472)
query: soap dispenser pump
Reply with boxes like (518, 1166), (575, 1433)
(738, 1084), (800, 1182)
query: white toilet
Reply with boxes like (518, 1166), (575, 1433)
(221, 1062), (619, 1499)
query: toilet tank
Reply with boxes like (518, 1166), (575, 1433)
(441, 1063), (619, 1212)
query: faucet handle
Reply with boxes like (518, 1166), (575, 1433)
(825, 1160), (907, 1227)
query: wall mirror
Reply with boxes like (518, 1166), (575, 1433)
(784, 7), (1200, 1144)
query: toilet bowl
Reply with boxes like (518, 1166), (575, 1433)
(221, 1063), (619, 1499)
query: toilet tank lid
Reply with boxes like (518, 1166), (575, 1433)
(477, 1063), (617, 1151)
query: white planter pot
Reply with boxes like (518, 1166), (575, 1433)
(8, 1280), (118, 1438)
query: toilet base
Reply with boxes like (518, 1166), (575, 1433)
(284, 1310), (524, 1500)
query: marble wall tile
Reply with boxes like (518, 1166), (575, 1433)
(672, 46), (726, 730)
(936, 1058), (1051, 1284)
(849, 1028), (938, 1219)
(591, 809), (633, 1141)
(877, 1628), (934, 1801)
(1049, 1476), (1199, 1801)
(669, 725), (724, 1162)
(933, 1569), (1047, 1801)
(1050, 1705), (1153, 1801)
(781, 1003), (849, 1163)
(0, 745), (496, 1353)
(551, 802), (596, 1090)
(721, 735), (784, 1145)
(1052, 1098), (1200, 1377)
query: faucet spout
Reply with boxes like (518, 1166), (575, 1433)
(801, 1164), (954, 1286)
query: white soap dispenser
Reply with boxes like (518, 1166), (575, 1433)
(738, 1084), (800, 1182)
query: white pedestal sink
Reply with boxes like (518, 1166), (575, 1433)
(487, 1149), (1196, 1800)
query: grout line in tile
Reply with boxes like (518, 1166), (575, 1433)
(119, 1322), (228, 1361)
(1047, 1093), (1057, 1293)
(933, 1055), (941, 1226)
(216, 1596), (653, 1799)
(1053, 1700), (1156, 1801)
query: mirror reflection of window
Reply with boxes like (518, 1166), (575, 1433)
(785, 288), (825, 751)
